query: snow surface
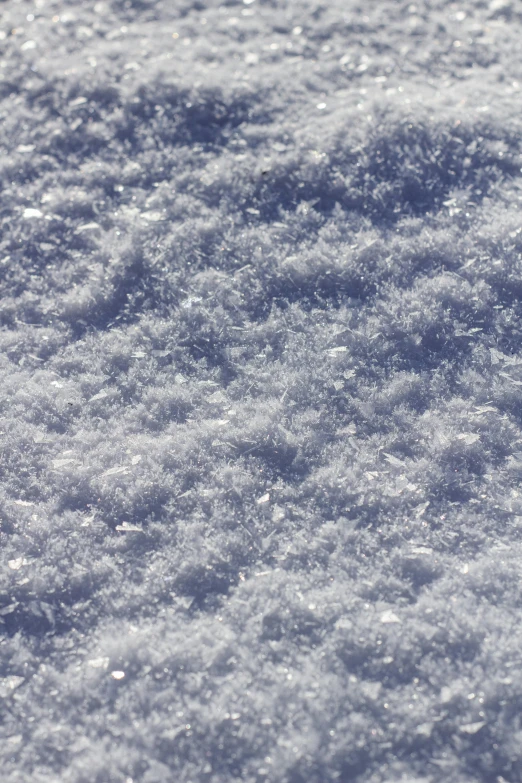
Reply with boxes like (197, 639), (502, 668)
(2, 0), (522, 781)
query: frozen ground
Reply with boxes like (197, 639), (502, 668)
(1, 0), (522, 781)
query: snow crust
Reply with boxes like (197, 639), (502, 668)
(2, 1), (522, 781)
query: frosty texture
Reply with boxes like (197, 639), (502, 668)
(1, 1), (522, 782)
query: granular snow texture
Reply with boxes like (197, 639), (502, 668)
(2, 1), (522, 781)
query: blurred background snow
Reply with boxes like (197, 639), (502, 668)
(2, 1), (522, 781)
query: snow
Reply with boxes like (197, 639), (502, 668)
(1, 0), (522, 781)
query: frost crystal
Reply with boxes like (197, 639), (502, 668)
(380, 610), (401, 624)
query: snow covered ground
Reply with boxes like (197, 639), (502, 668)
(2, 0), (522, 781)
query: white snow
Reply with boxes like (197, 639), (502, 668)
(0, 0), (521, 781)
